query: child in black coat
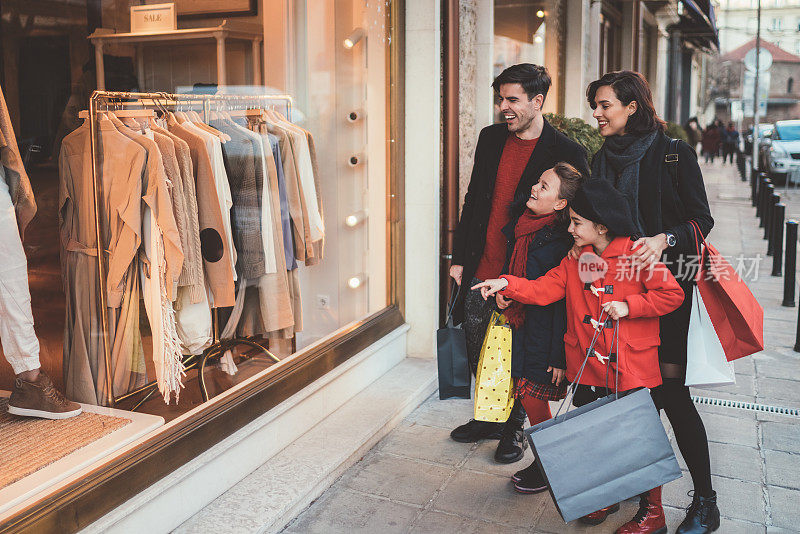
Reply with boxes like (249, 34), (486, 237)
(496, 162), (584, 494)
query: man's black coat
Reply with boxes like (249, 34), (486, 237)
(451, 119), (589, 323)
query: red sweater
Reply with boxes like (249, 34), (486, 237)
(500, 237), (684, 390)
(475, 134), (538, 281)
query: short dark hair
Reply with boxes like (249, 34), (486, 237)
(586, 70), (666, 136)
(492, 64), (551, 102)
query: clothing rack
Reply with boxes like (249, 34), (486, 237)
(87, 90), (294, 408)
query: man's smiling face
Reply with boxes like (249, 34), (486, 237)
(496, 83), (542, 135)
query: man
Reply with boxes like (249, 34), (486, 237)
(449, 64), (589, 463)
(1, 85), (81, 419)
(722, 122), (740, 165)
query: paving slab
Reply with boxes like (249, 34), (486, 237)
(409, 510), (518, 534)
(432, 469), (547, 529)
(761, 420), (800, 453)
(377, 421), (473, 467)
(341, 452), (452, 506)
(767, 485), (800, 531)
(764, 449), (800, 490)
(699, 412), (759, 448)
(282, 488), (421, 534)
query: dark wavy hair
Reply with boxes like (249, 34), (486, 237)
(586, 70), (666, 135)
(492, 63), (552, 103)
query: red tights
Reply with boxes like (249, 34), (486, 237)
(519, 395), (552, 426)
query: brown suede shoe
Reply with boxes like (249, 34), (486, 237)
(7, 373), (82, 419)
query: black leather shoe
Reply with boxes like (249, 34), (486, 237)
(676, 491), (720, 534)
(450, 419), (503, 443)
(494, 400), (528, 463)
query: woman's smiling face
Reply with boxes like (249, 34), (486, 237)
(592, 85), (637, 137)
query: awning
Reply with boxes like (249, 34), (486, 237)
(679, 0), (719, 49)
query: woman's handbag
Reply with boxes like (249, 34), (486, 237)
(690, 220), (764, 361)
(685, 285), (736, 388)
(524, 316), (681, 523)
(436, 285), (471, 399)
(473, 312), (514, 422)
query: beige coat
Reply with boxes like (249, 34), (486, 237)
(168, 117), (236, 307)
(59, 120), (147, 404)
(0, 85), (36, 239)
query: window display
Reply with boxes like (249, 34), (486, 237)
(0, 0), (398, 524)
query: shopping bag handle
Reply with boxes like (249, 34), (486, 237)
(445, 283), (462, 327)
(551, 310), (621, 420)
(688, 220), (709, 284)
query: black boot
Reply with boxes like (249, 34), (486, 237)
(676, 491), (720, 534)
(450, 419), (504, 442)
(493, 399), (527, 463)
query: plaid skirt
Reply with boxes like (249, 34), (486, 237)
(514, 377), (568, 402)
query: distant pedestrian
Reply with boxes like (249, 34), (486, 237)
(722, 122), (740, 165)
(701, 124), (721, 163)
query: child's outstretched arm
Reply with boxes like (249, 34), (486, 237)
(624, 261), (685, 318)
(472, 258), (569, 306)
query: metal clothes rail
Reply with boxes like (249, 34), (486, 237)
(87, 90), (293, 408)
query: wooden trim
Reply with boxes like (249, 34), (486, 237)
(0, 306), (405, 534)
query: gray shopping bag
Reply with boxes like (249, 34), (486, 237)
(525, 389), (681, 522)
(524, 315), (681, 523)
(437, 285), (471, 399)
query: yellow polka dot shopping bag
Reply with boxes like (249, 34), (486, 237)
(474, 312), (514, 422)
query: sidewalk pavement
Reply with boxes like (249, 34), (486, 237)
(280, 160), (800, 534)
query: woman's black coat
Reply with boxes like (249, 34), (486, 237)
(451, 119), (589, 324)
(623, 131), (714, 364)
(500, 220), (573, 383)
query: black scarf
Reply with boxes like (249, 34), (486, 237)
(591, 130), (658, 234)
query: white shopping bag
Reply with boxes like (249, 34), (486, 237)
(685, 286), (736, 388)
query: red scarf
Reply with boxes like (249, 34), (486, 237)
(504, 210), (557, 328)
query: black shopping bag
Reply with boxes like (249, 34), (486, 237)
(436, 285), (471, 399)
(525, 316), (681, 523)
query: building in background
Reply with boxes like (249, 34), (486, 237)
(717, 0), (800, 57)
(710, 39), (800, 126)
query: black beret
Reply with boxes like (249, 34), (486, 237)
(570, 180), (639, 238)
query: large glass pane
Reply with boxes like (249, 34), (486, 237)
(0, 0), (391, 429)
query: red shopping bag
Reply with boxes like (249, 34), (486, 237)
(690, 221), (764, 361)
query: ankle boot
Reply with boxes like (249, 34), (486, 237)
(579, 503), (620, 525)
(615, 487), (667, 534)
(676, 491), (720, 534)
(493, 399), (527, 463)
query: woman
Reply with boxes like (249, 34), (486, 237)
(585, 71), (718, 534)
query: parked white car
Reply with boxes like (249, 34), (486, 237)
(766, 120), (800, 185)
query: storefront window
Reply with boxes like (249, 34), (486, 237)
(0, 0), (395, 518)
(494, 0), (547, 78)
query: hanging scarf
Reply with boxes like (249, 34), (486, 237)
(591, 130), (658, 235)
(504, 210), (557, 329)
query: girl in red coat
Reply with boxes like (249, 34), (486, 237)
(473, 179), (684, 532)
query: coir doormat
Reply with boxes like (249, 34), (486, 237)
(0, 398), (131, 489)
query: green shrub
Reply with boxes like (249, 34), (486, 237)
(665, 121), (689, 143)
(544, 113), (603, 163)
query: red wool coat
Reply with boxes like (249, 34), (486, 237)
(500, 237), (684, 391)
